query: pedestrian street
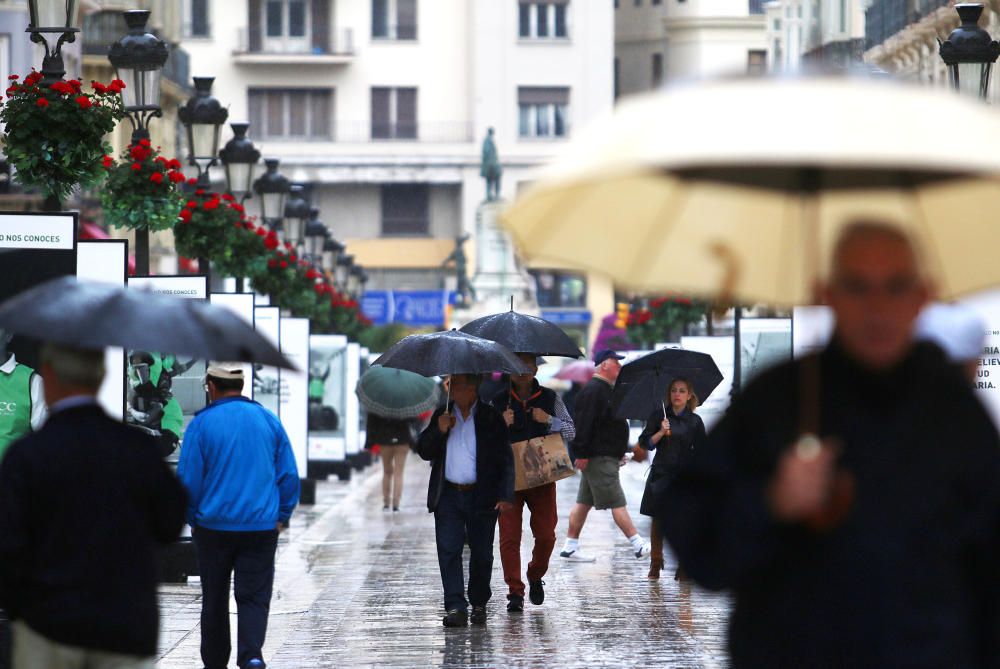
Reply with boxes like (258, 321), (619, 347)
(157, 455), (731, 668)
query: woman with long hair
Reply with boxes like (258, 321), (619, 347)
(637, 377), (706, 579)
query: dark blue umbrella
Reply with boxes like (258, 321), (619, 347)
(459, 310), (582, 358)
(611, 348), (723, 420)
(372, 329), (530, 378)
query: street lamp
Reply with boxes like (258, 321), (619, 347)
(179, 76), (229, 187)
(303, 211), (327, 261)
(107, 10), (168, 144)
(335, 253), (354, 290)
(253, 158), (290, 235)
(348, 265), (364, 297)
(26, 0), (80, 85)
(219, 122), (260, 203)
(939, 3), (1000, 100)
(322, 235), (344, 274)
(283, 185), (311, 249)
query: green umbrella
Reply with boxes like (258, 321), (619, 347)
(356, 365), (440, 420)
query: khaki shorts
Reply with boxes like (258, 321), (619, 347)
(576, 455), (627, 510)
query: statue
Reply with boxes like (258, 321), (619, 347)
(442, 234), (476, 308)
(480, 127), (502, 202)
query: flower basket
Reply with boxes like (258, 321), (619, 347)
(174, 191), (247, 261)
(100, 139), (186, 231)
(627, 295), (707, 346)
(0, 72), (126, 201)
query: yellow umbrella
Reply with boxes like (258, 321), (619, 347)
(502, 75), (1000, 305)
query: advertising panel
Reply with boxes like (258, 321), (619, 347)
(77, 240), (127, 419)
(208, 293), (255, 400)
(279, 317), (310, 476)
(307, 335), (348, 463)
(253, 306), (281, 417)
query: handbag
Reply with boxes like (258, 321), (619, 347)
(511, 433), (576, 491)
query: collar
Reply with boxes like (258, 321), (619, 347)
(0, 354), (17, 375)
(196, 395), (254, 415)
(451, 401), (477, 423)
(49, 395), (98, 414)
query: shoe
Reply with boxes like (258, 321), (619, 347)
(383, 505), (390, 512)
(393, 505), (400, 512)
(648, 559), (663, 580)
(442, 609), (468, 627)
(506, 595), (524, 613)
(470, 605), (487, 625)
(559, 549), (596, 562)
(245, 661), (265, 669)
(634, 541), (651, 559)
(528, 580), (545, 605)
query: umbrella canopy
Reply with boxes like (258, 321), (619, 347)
(372, 329), (530, 378)
(0, 277), (295, 369)
(503, 75), (1000, 305)
(458, 311), (582, 358)
(554, 359), (595, 384)
(611, 348), (723, 420)
(356, 366), (440, 420)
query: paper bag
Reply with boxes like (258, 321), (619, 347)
(512, 433), (575, 491)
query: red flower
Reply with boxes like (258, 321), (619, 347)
(179, 209), (192, 223)
(75, 95), (91, 109)
(229, 203), (244, 214)
(91, 81), (106, 94)
(154, 156), (168, 165)
(280, 261), (288, 269)
(130, 144), (151, 161)
(7, 75), (17, 80)
(107, 79), (126, 94)
(244, 223), (256, 232)
(288, 253), (297, 263)
(131, 163), (142, 171)
(5, 86), (18, 96)
(24, 72), (43, 87)
(203, 199), (220, 210)
(187, 178), (198, 186)
(67, 80), (82, 92)
(264, 236), (279, 250)
(35, 98), (48, 108)
(256, 228), (268, 237)
(168, 170), (186, 183)
(268, 258), (278, 269)
(195, 189), (205, 196)
(102, 155), (114, 169)
(306, 269), (321, 280)
(138, 138), (151, 147)
(221, 193), (235, 202)
(149, 172), (164, 184)
(186, 201), (198, 209)
(49, 81), (72, 95)
(168, 158), (182, 170)
(313, 284), (326, 295)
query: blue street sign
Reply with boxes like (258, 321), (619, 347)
(541, 310), (592, 325)
(361, 290), (456, 327)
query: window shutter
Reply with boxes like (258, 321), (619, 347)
(371, 87), (391, 139)
(396, 88), (417, 139)
(397, 0), (417, 39)
(248, 0), (262, 51)
(312, 0), (330, 53)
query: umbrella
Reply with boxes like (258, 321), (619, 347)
(372, 329), (530, 378)
(0, 277), (295, 369)
(356, 366), (440, 420)
(459, 310), (582, 358)
(611, 349), (723, 420)
(554, 359), (595, 384)
(502, 75), (1000, 305)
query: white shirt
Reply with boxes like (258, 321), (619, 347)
(1, 354), (47, 430)
(444, 403), (478, 485)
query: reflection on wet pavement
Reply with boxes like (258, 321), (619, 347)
(157, 455), (731, 668)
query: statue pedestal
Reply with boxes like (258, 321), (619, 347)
(451, 201), (538, 327)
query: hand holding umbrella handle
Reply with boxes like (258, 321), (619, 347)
(437, 413), (456, 433)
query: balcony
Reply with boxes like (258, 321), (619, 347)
(865, 0), (950, 50)
(233, 27), (355, 65)
(254, 121), (473, 144)
(81, 10), (190, 91)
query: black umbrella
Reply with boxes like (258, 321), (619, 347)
(373, 329), (530, 378)
(459, 309), (582, 358)
(0, 276), (295, 369)
(611, 348), (723, 420)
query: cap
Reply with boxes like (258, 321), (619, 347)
(593, 349), (625, 365)
(206, 365), (245, 381)
(915, 303), (984, 363)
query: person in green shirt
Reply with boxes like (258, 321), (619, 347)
(0, 329), (46, 460)
(127, 351), (195, 457)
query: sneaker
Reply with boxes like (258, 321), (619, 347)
(470, 605), (487, 625)
(506, 595), (524, 613)
(634, 541), (651, 559)
(559, 549), (596, 562)
(443, 609), (468, 627)
(528, 580), (545, 606)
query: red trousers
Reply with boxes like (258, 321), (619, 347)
(498, 481), (557, 598)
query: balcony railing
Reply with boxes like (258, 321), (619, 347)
(865, 0), (950, 50)
(254, 121), (474, 144)
(82, 10), (190, 91)
(237, 27), (354, 57)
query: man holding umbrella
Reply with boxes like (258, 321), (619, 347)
(490, 352), (575, 613)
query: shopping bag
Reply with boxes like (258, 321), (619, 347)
(512, 433), (576, 491)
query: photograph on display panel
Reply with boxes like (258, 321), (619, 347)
(0, 212), (77, 459)
(309, 335), (348, 443)
(253, 307), (281, 417)
(125, 276), (208, 460)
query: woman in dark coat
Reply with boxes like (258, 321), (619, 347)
(638, 377), (706, 579)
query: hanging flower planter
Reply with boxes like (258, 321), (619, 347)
(100, 139), (186, 231)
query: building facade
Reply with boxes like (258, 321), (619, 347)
(183, 0), (614, 349)
(765, 0), (866, 72)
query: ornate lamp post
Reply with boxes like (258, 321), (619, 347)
(107, 10), (167, 144)
(940, 3), (1000, 100)
(179, 76), (228, 188)
(322, 234), (344, 275)
(26, 0), (80, 85)
(335, 253), (354, 291)
(219, 122), (260, 203)
(303, 212), (327, 262)
(347, 265), (364, 298)
(282, 185), (311, 249)
(252, 158), (290, 237)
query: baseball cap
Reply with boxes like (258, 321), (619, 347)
(206, 365), (245, 381)
(593, 349), (625, 365)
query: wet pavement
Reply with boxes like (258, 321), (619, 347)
(157, 455), (732, 668)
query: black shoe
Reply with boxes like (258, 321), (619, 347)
(393, 506), (400, 512)
(529, 579), (545, 606)
(442, 609), (468, 627)
(506, 595), (524, 613)
(470, 605), (487, 625)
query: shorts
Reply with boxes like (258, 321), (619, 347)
(575, 456), (627, 510)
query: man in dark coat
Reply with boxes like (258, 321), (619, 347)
(661, 222), (1000, 667)
(417, 373), (515, 627)
(0, 343), (186, 668)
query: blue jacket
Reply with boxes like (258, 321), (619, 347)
(177, 396), (300, 531)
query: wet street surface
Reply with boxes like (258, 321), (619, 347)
(157, 455), (732, 668)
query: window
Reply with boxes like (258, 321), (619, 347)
(248, 88), (332, 139)
(381, 184), (429, 236)
(530, 270), (587, 308)
(372, 0), (417, 39)
(187, 0), (210, 37)
(371, 87), (418, 139)
(518, 87), (569, 138)
(652, 52), (663, 88)
(747, 50), (767, 75)
(518, 2), (568, 39)
(247, 0), (330, 53)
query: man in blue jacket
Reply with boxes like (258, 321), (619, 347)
(177, 366), (300, 669)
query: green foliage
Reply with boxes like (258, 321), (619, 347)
(626, 295), (707, 346)
(174, 192), (249, 261)
(100, 140), (186, 232)
(0, 72), (126, 200)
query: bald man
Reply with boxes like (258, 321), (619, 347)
(661, 222), (1000, 667)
